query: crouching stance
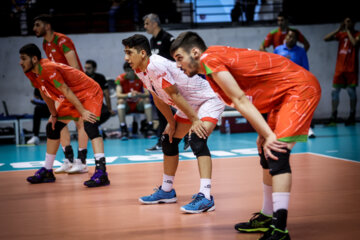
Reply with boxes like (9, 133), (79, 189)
(122, 34), (225, 213)
(19, 44), (110, 187)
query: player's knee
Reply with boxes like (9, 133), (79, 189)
(268, 149), (291, 176)
(331, 88), (340, 101)
(189, 133), (211, 158)
(161, 134), (181, 156)
(46, 121), (66, 140)
(259, 149), (269, 169)
(84, 121), (101, 140)
(346, 87), (357, 100)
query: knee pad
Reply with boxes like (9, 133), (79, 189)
(189, 133), (211, 158)
(331, 88), (340, 101)
(259, 148), (269, 169)
(46, 121), (66, 140)
(268, 149), (291, 176)
(161, 134), (181, 156)
(84, 121), (101, 140)
(346, 87), (357, 100)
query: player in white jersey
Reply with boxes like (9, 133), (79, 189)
(122, 34), (225, 213)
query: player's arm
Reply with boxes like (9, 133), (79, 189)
(324, 22), (344, 41)
(259, 40), (267, 52)
(302, 37), (310, 52)
(210, 71), (287, 159)
(346, 29), (360, 47)
(163, 84), (207, 138)
(39, 90), (57, 116)
(103, 87), (114, 114)
(150, 91), (177, 141)
(64, 50), (81, 70)
(57, 82), (97, 123)
(116, 84), (133, 99)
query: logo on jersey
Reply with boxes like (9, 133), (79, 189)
(51, 49), (56, 52)
(49, 72), (57, 78)
(59, 38), (66, 45)
(200, 53), (208, 60)
(156, 72), (167, 79)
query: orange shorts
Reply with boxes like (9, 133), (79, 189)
(333, 71), (358, 88)
(57, 88), (103, 121)
(267, 93), (321, 142)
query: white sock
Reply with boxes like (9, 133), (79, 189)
(161, 174), (174, 192)
(44, 153), (56, 170)
(262, 184), (273, 216)
(199, 178), (211, 200)
(94, 153), (105, 160)
(273, 192), (290, 212)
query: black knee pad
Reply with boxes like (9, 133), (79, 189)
(161, 134), (181, 156)
(268, 149), (292, 176)
(84, 121), (101, 140)
(46, 121), (66, 140)
(189, 133), (211, 158)
(259, 148), (269, 169)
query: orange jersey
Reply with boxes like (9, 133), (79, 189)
(334, 31), (360, 73)
(115, 73), (143, 93)
(43, 32), (83, 71)
(262, 28), (307, 49)
(200, 46), (321, 113)
(26, 59), (100, 104)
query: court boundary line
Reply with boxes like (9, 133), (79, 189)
(1, 152), (358, 173)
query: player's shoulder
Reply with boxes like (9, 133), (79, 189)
(149, 55), (169, 71)
(54, 32), (72, 45)
(269, 28), (280, 35)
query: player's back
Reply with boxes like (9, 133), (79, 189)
(146, 54), (217, 105)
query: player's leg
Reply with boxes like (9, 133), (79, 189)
(117, 99), (130, 139)
(26, 120), (69, 183)
(345, 86), (357, 126)
(67, 118), (89, 174)
(141, 97), (156, 137)
(82, 93), (110, 188)
(139, 121), (188, 204)
(180, 97), (224, 213)
(329, 72), (344, 125)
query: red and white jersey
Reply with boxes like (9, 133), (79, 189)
(135, 54), (218, 110)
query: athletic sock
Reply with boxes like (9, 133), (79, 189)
(94, 153), (106, 171)
(44, 153), (56, 170)
(261, 183), (273, 216)
(161, 174), (174, 192)
(272, 192), (290, 231)
(199, 178), (211, 200)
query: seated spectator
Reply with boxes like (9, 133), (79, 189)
(27, 88), (50, 145)
(85, 59), (115, 126)
(115, 62), (154, 139)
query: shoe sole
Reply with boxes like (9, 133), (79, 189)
(138, 197), (177, 204)
(27, 179), (56, 184)
(84, 181), (110, 188)
(235, 227), (270, 233)
(145, 149), (162, 152)
(180, 205), (215, 214)
(67, 168), (89, 174)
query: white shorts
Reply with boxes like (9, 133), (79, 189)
(174, 97), (225, 124)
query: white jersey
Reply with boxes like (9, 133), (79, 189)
(135, 54), (218, 108)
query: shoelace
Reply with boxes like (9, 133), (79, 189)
(151, 186), (161, 196)
(189, 194), (204, 205)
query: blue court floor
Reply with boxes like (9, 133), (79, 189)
(0, 123), (359, 172)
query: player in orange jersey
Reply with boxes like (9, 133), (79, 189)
(260, 12), (310, 52)
(324, 16), (360, 126)
(170, 31), (321, 239)
(33, 14), (88, 174)
(19, 44), (110, 188)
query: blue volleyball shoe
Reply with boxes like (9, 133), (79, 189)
(139, 186), (177, 204)
(180, 192), (215, 213)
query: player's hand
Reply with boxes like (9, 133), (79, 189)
(49, 114), (57, 130)
(263, 133), (288, 160)
(163, 122), (176, 143)
(109, 109), (116, 116)
(190, 119), (208, 139)
(81, 110), (98, 123)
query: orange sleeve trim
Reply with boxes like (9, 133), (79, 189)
(162, 78), (173, 89)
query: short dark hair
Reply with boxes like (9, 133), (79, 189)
(123, 62), (131, 70)
(19, 43), (42, 60)
(33, 14), (53, 26)
(278, 11), (288, 20)
(122, 34), (151, 56)
(85, 59), (97, 69)
(170, 31), (207, 56)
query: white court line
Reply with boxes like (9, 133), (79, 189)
(306, 152), (360, 164)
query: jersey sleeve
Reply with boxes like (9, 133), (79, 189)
(115, 73), (125, 85)
(45, 65), (65, 88)
(201, 53), (229, 75)
(58, 36), (75, 54)
(263, 32), (273, 48)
